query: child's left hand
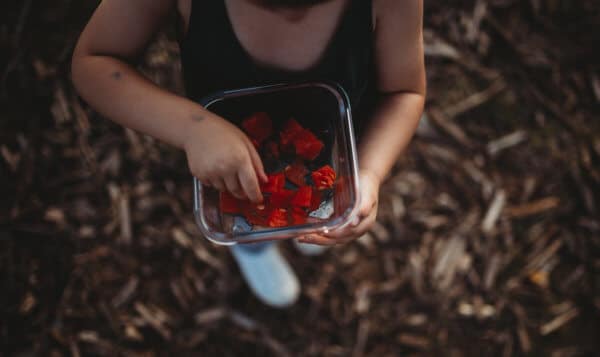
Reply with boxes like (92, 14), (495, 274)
(297, 170), (380, 246)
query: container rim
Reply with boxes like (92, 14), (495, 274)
(193, 81), (361, 245)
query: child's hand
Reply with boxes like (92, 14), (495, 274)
(297, 170), (380, 245)
(183, 115), (268, 203)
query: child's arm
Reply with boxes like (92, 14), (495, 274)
(359, 0), (426, 181)
(71, 0), (267, 202)
(298, 0), (426, 245)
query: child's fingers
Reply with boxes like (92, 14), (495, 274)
(340, 210), (377, 243)
(200, 178), (212, 188)
(209, 177), (227, 192)
(356, 212), (376, 235)
(297, 234), (338, 246)
(320, 209), (376, 242)
(321, 225), (353, 239)
(224, 175), (245, 199)
(245, 141), (268, 183)
(238, 162), (263, 203)
(322, 206), (371, 239)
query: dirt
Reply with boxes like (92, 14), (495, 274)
(1, 0), (599, 356)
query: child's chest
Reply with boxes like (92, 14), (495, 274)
(179, 0), (350, 72)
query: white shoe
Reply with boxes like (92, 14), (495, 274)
(293, 239), (328, 256)
(230, 242), (300, 308)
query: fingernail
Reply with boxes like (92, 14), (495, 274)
(351, 216), (360, 226)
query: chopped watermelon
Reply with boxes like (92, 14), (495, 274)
(269, 189), (294, 208)
(291, 185), (312, 208)
(309, 188), (323, 211)
(241, 201), (269, 226)
(284, 161), (308, 186)
(218, 114), (338, 229)
(260, 172), (285, 194)
(242, 112), (273, 146)
(219, 191), (241, 214)
(280, 118), (304, 149)
(264, 140), (280, 159)
(290, 206), (308, 225)
(267, 208), (288, 228)
(312, 165), (336, 190)
(293, 129), (324, 161)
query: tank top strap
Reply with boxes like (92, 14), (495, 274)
(183, 0), (235, 52)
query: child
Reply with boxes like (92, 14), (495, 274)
(71, 0), (425, 308)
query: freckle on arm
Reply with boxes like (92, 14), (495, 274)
(111, 71), (122, 80)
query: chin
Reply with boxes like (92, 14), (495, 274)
(259, 0), (333, 8)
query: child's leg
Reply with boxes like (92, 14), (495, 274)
(293, 240), (328, 256)
(230, 241), (299, 308)
(234, 241), (272, 253)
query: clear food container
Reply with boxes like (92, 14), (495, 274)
(193, 82), (360, 245)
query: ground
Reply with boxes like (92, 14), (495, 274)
(1, 1), (599, 356)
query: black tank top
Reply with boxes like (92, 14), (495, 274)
(179, 0), (376, 138)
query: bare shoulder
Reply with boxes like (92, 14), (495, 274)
(177, 0), (191, 21)
(74, 0), (177, 59)
(371, 0), (425, 94)
(372, 0), (422, 29)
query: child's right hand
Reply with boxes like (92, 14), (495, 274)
(183, 114), (268, 203)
